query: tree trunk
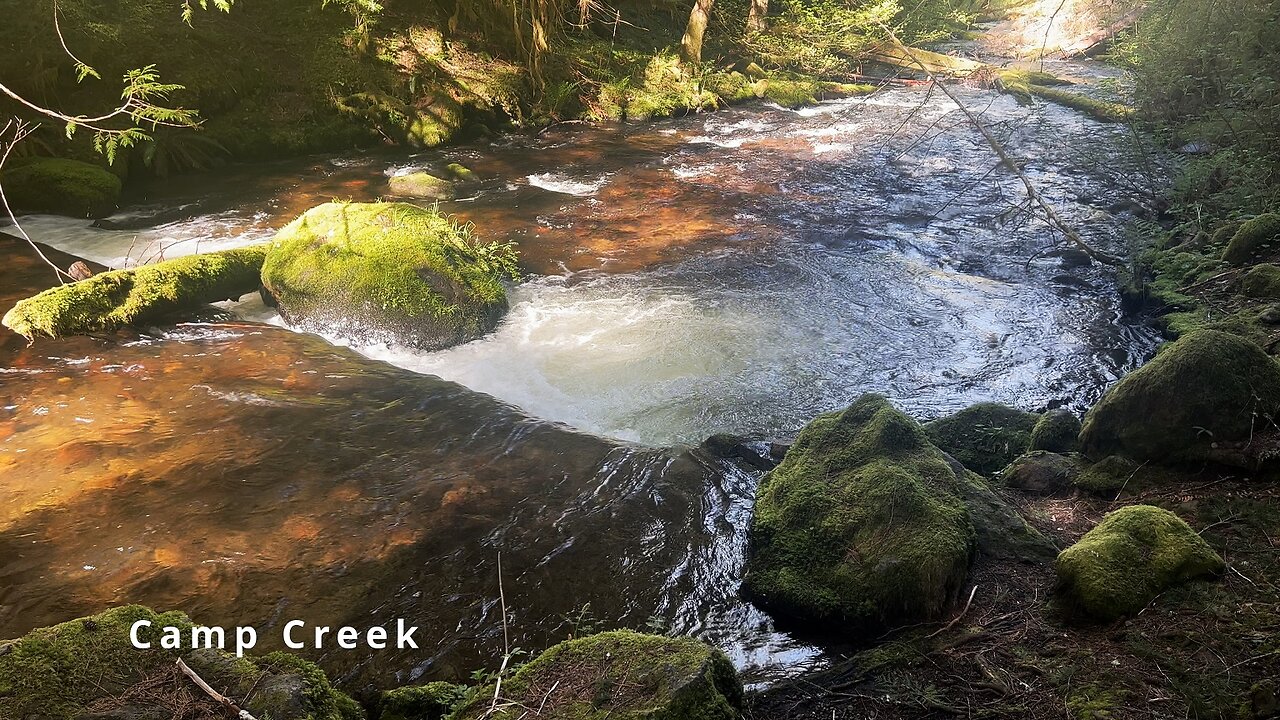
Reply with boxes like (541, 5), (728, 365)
(679, 0), (715, 65)
(746, 0), (767, 34)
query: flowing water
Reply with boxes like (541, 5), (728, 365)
(0, 62), (1162, 690)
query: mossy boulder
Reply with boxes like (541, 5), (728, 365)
(1078, 330), (1280, 467)
(1222, 213), (1280, 265)
(1, 157), (122, 218)
(0, 605), (363, 720)
(261, 202), (511, 350)
(1240, 264), (1280, 300)
(1000, 451), (1080, 496)
(1028, 409), (1081, 453)
(924, 403), (1041, 476)
(1056, 505), (1225, 621)
(2, 245), (267, 340)
(445, 163), (478, 183)
(449, 631), (742, 720)
(388, 171), (456, 200)
(1074, 455), (1139, 495)
(380, 681), (466, 720)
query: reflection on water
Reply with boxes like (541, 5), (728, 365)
(2, 73), (1161, 689)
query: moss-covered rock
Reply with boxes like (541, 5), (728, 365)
(261, 202), (511, 350)
(1223, 213), (1280, 265)
(1000, 451), (1080, 496)
(1056, 505), (1225, 621)
(924, 403), (1041, 476)
(445, 163), (478, 183)
(1074, 455), (1139, 495)
(743, 394), (977, 629)
(380, 681), (466, 720)
(0, 605), (362, 720)
(2, 245), (267, 340)
(388, 171), (457, 200)
(449, 631), (742, 720)
(1028, 409), (1082, 453)
(1078, 330), (1280, 467)
(0, 157), (122, 218)
(1240, 263), (1280, 300)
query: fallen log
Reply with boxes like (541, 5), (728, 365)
(866, 43), (986, 77)
(1061, 6), (1146, 59)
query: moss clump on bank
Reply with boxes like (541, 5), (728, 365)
(999, 451), (1080, 496)
(2, 245), (268, 340)
(1073, 455), (1139, 495)
(0, 605), (362, 720)
(1078, 330), (1280, 467)
(1240, 263), (1280, 300)
(744, 394), (977, 629)
(1056, 505), (1224, 621)
(1028, 409), (1082, 453)
(380, 682), (465, 720)
(924, 403), (1041, 476)
(0, 157), (122, 218)
(450, 631), (742, 720)
(261, 202), (513, 350)
(1223, 214), (1280, 265)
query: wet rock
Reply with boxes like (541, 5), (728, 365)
(261, 202), (511, 350)
(0, 158), (121, 218)
(1079, 330), (1280, 468)
(1260, 305), (1280, 325)
(1028, 409), (1082, 453)
(450, 631), (742, 720)
(1223, 213), (1280, 265)
(924, 402), (1041, 476)
(1000, 451), (1080, 496)
(1048, 248), (1093, 269)
(1056, 505), (1224, 621)
(379, 682), (466, 720)
(388, 171), (456, 200)
(700, 433), (783, 471)
(445, 163), (478, 183)
(1240, 264), (1280, 301)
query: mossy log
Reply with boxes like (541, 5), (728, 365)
(867, 43), (985, 77)
(2, 245), (268, 340)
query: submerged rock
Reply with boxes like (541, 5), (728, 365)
(1079, 330), (1280, 467)
(1223, 214), (1280, 265)
(0, 157), (122, 218)
(1028, 409), (1082, 454)
(1000, 451), (1080, 496)
(2, 245), (267, 340)
(388, 171), (456, 200)
(1056, 505), (1224, 621)
(450, 630), (742, 720)
(0, 605), (362, 720)
(260, 202), (512, 350)
(924, 403), (1041, 476)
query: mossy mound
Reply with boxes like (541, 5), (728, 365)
(1240, 263), (1280, 300)
(388, 171), (457, 200)
(743, 394), (977, 629)
(0, 605), (362, 720)
(924, 403), (1041, 476)
(1078, 330), (1280, 467)
(445, 163), (478, 183)
(2, 246), (267, 340)
(1056, 505), (1224, 621)
(1222, 213), (1280, 265)
(0, 157), (122, 218)
(261, 202), (511, 350)
(1000, 451), (1080, 496)
(1028, 409), (1082, 453)
(380, 681), (466, 720)
(1073, 455), (1139, 495)
(449, 631), (742, 720)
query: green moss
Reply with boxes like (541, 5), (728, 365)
(1056, 505), (1224, 621)
(1, 245), (267, 340)
(744, 394), (977, 629)
(1223, 213), (1280, 265)
(449, 631), (742, 720)
(381, 682), (466, 720)
(1078, 330), (1280, 466)
(997, 70), (1134, 122)
(1065, 684), (1128, 720)
(1073, 455), (1139, 495)
(703, 72), (758, 105)
(1240, 263), (1280, 300)
(261, 202), (511, 350)
(999, 451), (1080, 496)
(759, 75), (822, 108)
(924, 403), (1041, 476)
(0, 157), (122, 218)
(388, 171), (456, 200)
(445, 163), (478, 183)
(1028, 409), (1082, 453)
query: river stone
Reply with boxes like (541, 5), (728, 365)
(261, 202), (509, 350)
(1028, 409), (1082, 453)
(0, 605), (362, 720)
(924, 403), (1041, 476)
(1000, 451), (1080, 496)
(450, 631), (743, 720)
(0, 157), (121, 218)
(1056, 505), (1224, 621)
(1079, 330), (1280, 468)
(388, 171), (456, 200)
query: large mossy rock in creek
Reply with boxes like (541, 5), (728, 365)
(1079, 330), (1280, 468)
(2, 245), (268, 340)
(1222, 213), (1280, 265)
(0, 605), (363, 720)
(0, 157), (122, 218)
(924, 402), (1041, 476)
(1056, 505), (1224, 621)
(388, 171), (456, 200)
(260, 202), (510, 350)
(450, 631), (743, 720)
(743, 394), (1052, 631)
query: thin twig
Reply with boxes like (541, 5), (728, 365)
(175, 658), (260, 720)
